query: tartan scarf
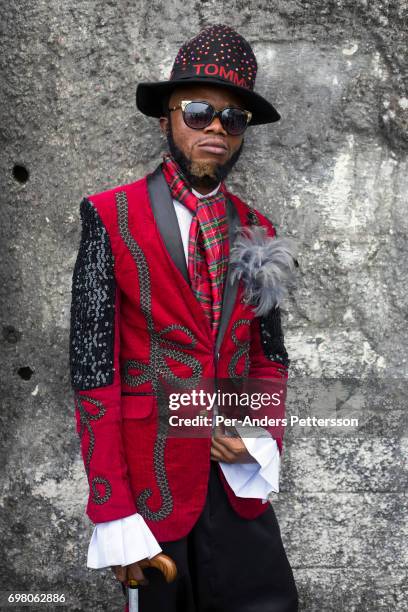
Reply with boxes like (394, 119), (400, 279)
(161, 154), (229, 340)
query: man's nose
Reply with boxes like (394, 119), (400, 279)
(203, 115), (227, 136)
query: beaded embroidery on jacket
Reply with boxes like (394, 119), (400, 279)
(69, 198), (116, 506)
(116, 190), (203, 522)
(69, 198), (116, 390)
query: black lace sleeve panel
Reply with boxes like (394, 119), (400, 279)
(259, 307), (290, 368)
(69, 198), (116, 390)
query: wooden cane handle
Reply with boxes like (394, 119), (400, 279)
(139, 553), (177, 583)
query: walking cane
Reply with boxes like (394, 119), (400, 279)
(124, 553), (177, 612)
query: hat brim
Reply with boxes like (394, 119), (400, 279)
(136, 77), (280, 126)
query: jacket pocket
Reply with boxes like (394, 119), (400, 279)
(121, 394), (156, 419)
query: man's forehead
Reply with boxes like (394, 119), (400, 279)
(169, 84), (245, 108)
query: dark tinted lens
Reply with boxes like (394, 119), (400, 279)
(183, 102), (214, 129)
(221, 108), (248, 135)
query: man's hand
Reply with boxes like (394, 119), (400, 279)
(111, 560), (149, 586)
(210, 431), (258, 464)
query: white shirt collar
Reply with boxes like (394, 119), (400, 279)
(191, 183), (221, 199)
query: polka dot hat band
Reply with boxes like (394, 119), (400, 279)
(136, 24), (281, 126)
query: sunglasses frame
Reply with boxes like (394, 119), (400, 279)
(168, 100), (252, 135)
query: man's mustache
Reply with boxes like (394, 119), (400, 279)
(165, 124), (244, 189)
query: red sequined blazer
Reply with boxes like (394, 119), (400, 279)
(69, 167), (290, 542)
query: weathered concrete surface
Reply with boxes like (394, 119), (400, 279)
(0, 0), (407, 610)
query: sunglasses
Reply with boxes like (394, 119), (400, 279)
(168, 100), (252, 136)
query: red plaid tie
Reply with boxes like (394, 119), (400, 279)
(162, 154), (229, 340)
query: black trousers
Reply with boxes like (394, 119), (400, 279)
(136, 461), (298, 612)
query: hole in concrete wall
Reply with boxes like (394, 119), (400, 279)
(11, 522), (28, 536)
(12, 164), (29, 184)
(2, 325), (22, 344)
(17, 366), (34, 380)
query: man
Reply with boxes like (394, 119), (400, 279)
(70, 24), (298, 611)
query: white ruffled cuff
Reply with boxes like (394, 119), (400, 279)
(219, 427), (280, 500)
(87, 513), (162, 569)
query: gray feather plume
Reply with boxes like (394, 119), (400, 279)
(229, 225), (297, 316)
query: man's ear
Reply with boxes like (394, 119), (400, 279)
(159, 116), (169, 135)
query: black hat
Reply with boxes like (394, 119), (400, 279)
(136, 24), (280, 126)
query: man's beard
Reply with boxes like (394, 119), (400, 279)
(166, 123), (244, 191)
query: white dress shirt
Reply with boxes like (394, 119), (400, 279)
(87, 184), (281, 569)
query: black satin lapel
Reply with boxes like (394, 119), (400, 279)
(215, 197), (240, 354)
(147, 166), (190, 285)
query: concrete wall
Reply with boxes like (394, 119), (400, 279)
(1, 1), (407, 610)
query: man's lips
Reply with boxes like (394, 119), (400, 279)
(197, 139), (228, 155)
